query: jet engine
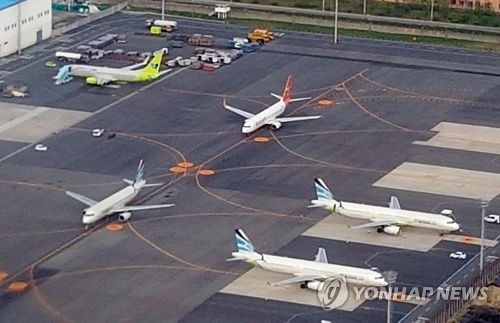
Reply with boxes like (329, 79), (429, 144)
(270, 121), (282, 130)
(382, 225), (401, 235)
(118, 212), (132, 222)
(300, 281), (324, 291)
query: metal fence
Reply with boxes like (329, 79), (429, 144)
(141, 0), (500, 35)
(400, 246), (500, 323)
(52, 1), (129, 37)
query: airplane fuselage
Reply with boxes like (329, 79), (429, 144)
(242, 101), (286, 133)
(313, 199), (460, 232)
(69, 65), (141, 82)
(233, 251), (387, 287)
(82, 185), (139, 225)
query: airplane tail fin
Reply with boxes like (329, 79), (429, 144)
(314, 178), (335, 201)
(309, 178), (341, 211)
(235, 229), (255, 253)
(134, 159), (145, 184)
(138, 49), (164, 80)
(282, 75), (293, 105)
(271, 75), (310, 105)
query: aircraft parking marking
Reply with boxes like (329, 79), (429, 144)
(374, 162), (500, 201)
(444, 234), (498, 247)
(358, 73), (500, 110)
(414, 122), (500, 155)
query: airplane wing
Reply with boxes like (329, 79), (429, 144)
(223, 99), (255, 119)
(269, 274), (324, 286)
(349, 220), (398, 230)
(275, 116), (321, 123)
(65, 191), (97, 207)
(113, 204), (175, 213)
(122, 56), (150, 70)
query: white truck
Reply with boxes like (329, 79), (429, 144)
(55, 51), (90, 63)
(146, 19), (177, 31)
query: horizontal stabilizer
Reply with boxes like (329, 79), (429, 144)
(65, 191), (97, 207)
(288, 96), (311, 102)
(223, 98), (255, 119)
(275, 115), (321, 123)
(142, 183), (164, 188)
(123, 179), (134, 185)
(226, 257), (245, 262)
(114, 204), (174, 213)
(349, 220), (396, 230)
(270, 92), (282, 100)
(269, 274), (323, 286)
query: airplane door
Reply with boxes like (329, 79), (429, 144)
(36, 30), (43, 43)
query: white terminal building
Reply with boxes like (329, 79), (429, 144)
(0, 0), (52, 57)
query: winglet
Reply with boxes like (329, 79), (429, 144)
(314, 247), (328, 263)
(389, 196), (401, 209)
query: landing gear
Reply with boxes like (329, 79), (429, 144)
(84, 224), (94, 231)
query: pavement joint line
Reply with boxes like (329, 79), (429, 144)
(0, 144), (33, 163)
(0, 107), (48, 134)
(92, 67), (188, 116)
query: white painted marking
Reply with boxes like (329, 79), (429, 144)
(0, 107), (47, 133)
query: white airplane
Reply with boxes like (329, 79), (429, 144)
(66, 160), (174, 229)
(228, 229), (388, 290)
(57, 48), (170, 86)
(223, 75), (322, 134)
(309, 178), (460, 235)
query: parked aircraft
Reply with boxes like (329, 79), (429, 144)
(309, 178), (460, 235)
(228, 229), (388, 289)
(66, 160), (174, 229)
(56, 48), (169, 86)
(223, 76), (321, 133)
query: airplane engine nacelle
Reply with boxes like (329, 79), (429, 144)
(118, 212), (132, 222)
(86, 77), (98, 85)
(306, 281), (324, 291)
(383, 225), (401, 235)
(270, 121), (282, 130)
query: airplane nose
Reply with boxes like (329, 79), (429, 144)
(452, 223), (460, 231)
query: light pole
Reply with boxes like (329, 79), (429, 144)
(430, 0), (434, 21)
(333, 0), (338, 44)
(162, 0), (165, 21)
(363, 0), (367, 14)
(384, 271), (398, 323)
(480, 200), (488, 271)
(322, 0), (326, 11)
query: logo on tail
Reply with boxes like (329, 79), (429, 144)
(315, 178), (333, 201)
(138, 50), (164, 80)
(282, 75), (293, 105)
(235, 229), (255, 253)
(134, 159), (145, 184)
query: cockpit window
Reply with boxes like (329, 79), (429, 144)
(447, 220), (456, 224)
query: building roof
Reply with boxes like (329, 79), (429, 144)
(0, 0), (23, 11)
